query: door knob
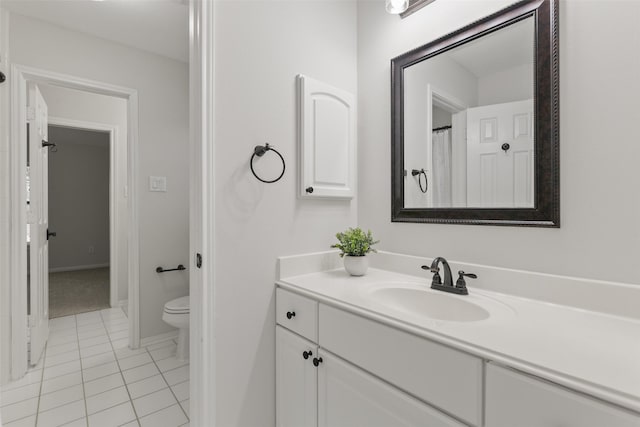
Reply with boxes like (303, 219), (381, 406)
(46, 229), (57, 240)
(305, 186), (314, 194)
(501, 143), (511, 152)
(286, 311), (295, 319)
(302, 350), (313, 360)
(312, 357), (323, 367)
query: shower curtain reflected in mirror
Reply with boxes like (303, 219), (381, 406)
(432, 128), (452, 207)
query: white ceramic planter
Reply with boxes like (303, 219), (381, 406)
(343, 255), (369, 276)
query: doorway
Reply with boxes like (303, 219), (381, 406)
(46, 124), (111, 319)
(9, 65), (141, 378)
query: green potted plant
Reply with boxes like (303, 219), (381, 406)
(331, 227), (379, 276)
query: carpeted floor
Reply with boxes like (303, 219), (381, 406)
(49, 267), (110, 318)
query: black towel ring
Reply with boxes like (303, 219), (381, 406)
(411, 169), (428, 193)
(250, 143), (285, 183)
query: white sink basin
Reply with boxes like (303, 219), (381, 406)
(368, 286), (491, 322)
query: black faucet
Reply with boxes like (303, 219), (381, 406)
(421, 257), (476, 295)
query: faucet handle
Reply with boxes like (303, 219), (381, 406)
(421, 265), (442, 285)
(458, 270), (477, 279)
(456, 270), (476, 292)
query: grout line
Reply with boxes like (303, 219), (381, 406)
(39, 376), (82, 397)
(34, 338), (48, 425)
(146, 348), (189, 422)
(0, 375), (42, 395)
(134, 402), (186, 424)
(76, 313), (91, 423)
(107, 311), (142, 426)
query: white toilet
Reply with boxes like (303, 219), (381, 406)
(162, 296), (190, 361)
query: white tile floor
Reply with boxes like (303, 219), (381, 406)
(1, 308), (190, 427)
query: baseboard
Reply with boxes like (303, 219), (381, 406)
(49, 263), (110, 273)
(140, 330), (178, 347)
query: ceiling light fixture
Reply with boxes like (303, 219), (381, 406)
(389, 0), (438, 18)
(385, 0), (409, 14)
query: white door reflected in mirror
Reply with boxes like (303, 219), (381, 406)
(403, 16), (535, 209)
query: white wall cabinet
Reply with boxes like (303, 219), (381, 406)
(485, 363), (640, 427)
(297, 75), (356, 199)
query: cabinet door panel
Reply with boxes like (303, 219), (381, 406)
(319, 304), (482, 426)
(276, 326), (317, 427)
(298, 74), (356, 199)
(318, 351), (465, 427)
(486, 363), (640, 427)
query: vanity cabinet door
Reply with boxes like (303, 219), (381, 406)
(317, 351), (465, 427)
(319, 304), (483, 426)
(485, 364), (640, 427)
(276, 326), (318, 427)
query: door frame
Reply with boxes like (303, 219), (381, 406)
(189, 0), (215, 424)
(47, 117), (121, 309)
(425, 84), (467, 207)
(9, 64), (141, 378)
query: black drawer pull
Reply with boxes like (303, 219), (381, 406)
(302, 351), (312, 360)
(313, 357), (323, 367)
(286, 311), (296, 319)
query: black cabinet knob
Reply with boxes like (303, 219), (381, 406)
(286, 311), (296, 319)
(47, 229), (57, 240)
(305, 186), (314, 194)
(501, 143), (511, 152)
(302, 350), (312, 360)
(312, 357), (323, 367)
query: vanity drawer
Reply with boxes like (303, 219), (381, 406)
(276, 288), (318, 342)
(319, 304), (483, 426)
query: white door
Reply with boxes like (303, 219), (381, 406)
(27, 82), (50, 366)
(466, 99), (533, 207)
(276, 326), (318, 427)
(317, 351), (465, 427)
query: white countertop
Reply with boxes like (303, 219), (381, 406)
(277, 267), (640, 413)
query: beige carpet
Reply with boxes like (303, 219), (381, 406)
(49, 267), (110, 318)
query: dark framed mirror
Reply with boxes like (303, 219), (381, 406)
(391, 0), (559, 227)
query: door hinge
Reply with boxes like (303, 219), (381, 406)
(26, 106), (36, 121)
(196, 253), (202, 269)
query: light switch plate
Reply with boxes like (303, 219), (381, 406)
(149, 176), (167, 192)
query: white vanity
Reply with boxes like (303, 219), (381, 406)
(275, 252), (640, 427)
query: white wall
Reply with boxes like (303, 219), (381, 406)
(477, 63), (533, 105)
(433, 106), (451, 128)
(358, 0), (640, 285)
(40, 84), (129, 302)
(48, 127), (110, 270)
(8, 12), (189, 339)
(213, 1), (357, 425)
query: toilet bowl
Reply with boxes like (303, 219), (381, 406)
(162, 296), (190, 361)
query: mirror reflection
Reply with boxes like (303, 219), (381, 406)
(403, 17), (534, 208)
